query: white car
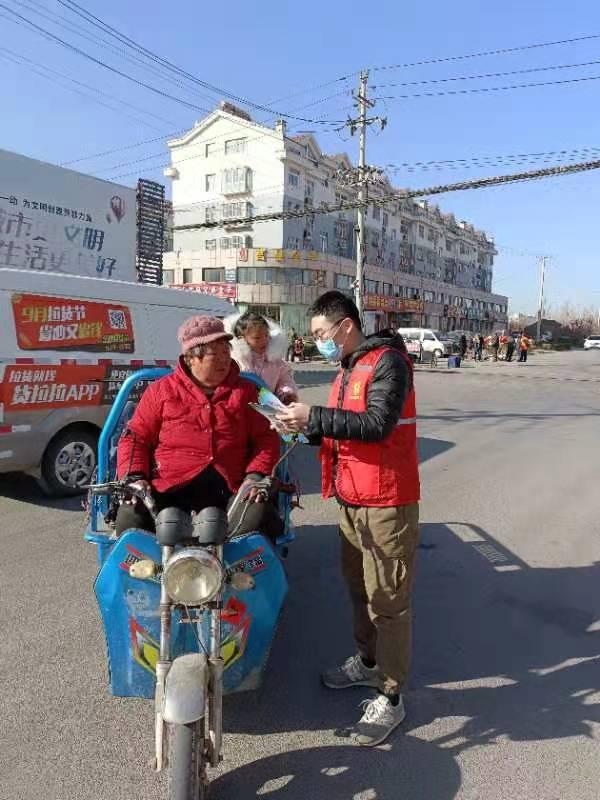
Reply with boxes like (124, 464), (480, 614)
(584, 335), (600, 350)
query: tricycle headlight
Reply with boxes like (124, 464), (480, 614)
(163, 548), (223, 606)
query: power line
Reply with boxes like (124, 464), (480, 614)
(371, 57), (600, 89)
(386, 145), (600, 173)
(370, 32), (600, 73)
(12, 0), (221, 106)
(0, 4), (214, 114)
(375, 72), (600, 101)
(54, 0), (347, 125)
(0, 45), (175, 128)
(174, 158), (600, 230)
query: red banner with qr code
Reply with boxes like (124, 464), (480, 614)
(11, 293), (135, 353)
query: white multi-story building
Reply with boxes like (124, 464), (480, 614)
(163, 102), (508, 334)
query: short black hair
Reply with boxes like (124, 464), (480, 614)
(233, 311), (269, 338)
(308, 291), (362, 330)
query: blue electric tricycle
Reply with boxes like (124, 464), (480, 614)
(84, 367), (301, 799)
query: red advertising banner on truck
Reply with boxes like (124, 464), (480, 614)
(12, 293), (135, 353)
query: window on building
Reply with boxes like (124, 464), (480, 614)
(205, 239), (217, 250)
(220, 238), (231, 249)
(222, 201), (253, 220)
(205, 173), (216, 192)
(222, 167), (252, 193)
(288, 169), (300, 188)
(237, 268), (256, 284)
(371, 232), (379, 248)
(335, 273), (354, 290)
(334, 220), (349, 240)
(247, 304), (280, 322)
(224, 138), (246, 155)
(427, 228), (435, 242)
(382, 212), (389, 228)
(205, 142), (217, 157)
(424, 290), (435, 302)
(205, 205), (218, 223)
(162, 269), (174, 285)
(418, 224), (425, 238)
(372, 205), (381, 221)
(320, 232), (328, 252)
(365, 279), (380, 294)
(446, 239), (453, 252)
(182, 268), (193, 284)
(391, 229), (397, 240)
(203, 268), (225, 282)
(382, 282), (393, 296)
(230, 235), (244, 248)
(305, 179), (315, 198)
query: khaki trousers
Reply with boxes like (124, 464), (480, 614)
(339, 503), (420, 695)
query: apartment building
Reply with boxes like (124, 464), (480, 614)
(163, 102), (508, 334)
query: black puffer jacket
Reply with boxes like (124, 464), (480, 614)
(306, 329), (412, 445)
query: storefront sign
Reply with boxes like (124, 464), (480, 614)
(12, 293), (135, 352)
(173, 283), (237, 301)
(364, 294), (424, 313)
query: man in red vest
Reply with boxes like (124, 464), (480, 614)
(277, 291), (420, 746)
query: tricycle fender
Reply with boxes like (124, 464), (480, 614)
(162, 653), (208, 725)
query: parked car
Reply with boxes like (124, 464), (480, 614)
(583, 335), (600, 350)
(397, 328), (452, 359)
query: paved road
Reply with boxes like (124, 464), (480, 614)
(1, 350), (599, 800)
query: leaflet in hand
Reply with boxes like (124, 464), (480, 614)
(249, 387), (307, 442)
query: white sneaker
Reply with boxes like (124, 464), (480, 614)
(321, 654), (381, 690)
(353, 694), (406, 746)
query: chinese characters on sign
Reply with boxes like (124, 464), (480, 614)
(364, 294), (425, 313)
(2, 364), (104, 411)
(0, 148), (136, 280)
(12, 294), (135, 352)
(0, 363), (151, 412)
(174, 283), (237, 301)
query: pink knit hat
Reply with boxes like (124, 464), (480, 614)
(177, 316), (233, 354)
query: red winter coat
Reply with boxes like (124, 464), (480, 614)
(117, 357), (280, 494)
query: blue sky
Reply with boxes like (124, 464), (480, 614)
(3, 0), (600, 314)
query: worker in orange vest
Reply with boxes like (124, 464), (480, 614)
(518, 333), (531, 362)
(277, 291), (420, 747)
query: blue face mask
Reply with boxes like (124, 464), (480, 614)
(316, 336), (343, 362)
(315, 319), (347, 362)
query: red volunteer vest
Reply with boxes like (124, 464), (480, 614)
(320, 346), (420, 507)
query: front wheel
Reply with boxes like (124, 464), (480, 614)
(168, 722), (208, 800)
(433, 349), (443, 359)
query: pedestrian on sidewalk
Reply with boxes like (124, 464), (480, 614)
(286, 327), (297, 362)
(518, 333), (531, 362)
(488, 332), (500, 362)
(473, 333), (483, 361)
(293, 334), (305, 362)
(459, 334), (468, 359)
(506, 334), (516, 363)
(276, 291), (420, 747)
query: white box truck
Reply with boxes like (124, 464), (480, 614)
(0, 268), (232, 495)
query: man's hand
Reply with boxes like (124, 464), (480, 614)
(276, 402), (311, 433)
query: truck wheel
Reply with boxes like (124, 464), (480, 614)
(40, 427), (98, 497)
(434, 348), (443, 359)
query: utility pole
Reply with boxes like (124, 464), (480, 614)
(536, 255), (547, 342)
(340, 71), (386, 324)
(355, 70), (368, 321)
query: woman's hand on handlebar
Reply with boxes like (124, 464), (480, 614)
(124, 478), (156, 514)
